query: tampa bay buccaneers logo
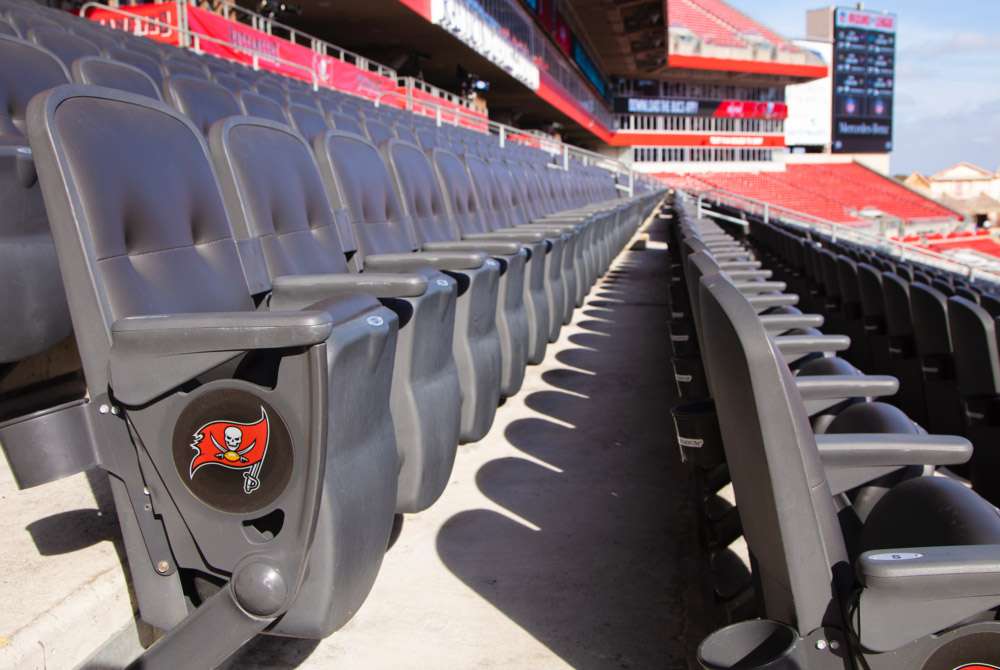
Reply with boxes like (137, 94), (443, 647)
(953, 665), (1000, 670)
(189, 408), (270, 494)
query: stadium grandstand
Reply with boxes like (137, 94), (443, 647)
(2, 0), (1000, 668)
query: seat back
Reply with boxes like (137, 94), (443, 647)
(208, 116), (350, 294)
(857, 262), (886, 321)
(314, 129), (415, 260)
(947, 296), (1000, 396)
(28, 85), (252, 394)
(28, 24), (100, 69)
(164, 75), (240, 137)
(698, 274), (849, 632)
(0, 36), (72, 362)
(328, 111), (365, 136)
(362, 116), (394, 147)
(254, 79), (285, 105)
(429, 148), (492, 236)
(910, 282), (952, 357)
(237, 90), (285, 124)
(161, 58), (209, 81)
(382, 138), (459, 245)
(71, 56), (160, 100)
(463, 153), (509, 231)
(286, 102), (329, 145)
(107, 46), (163, 88)
(882, 272), (913, 338)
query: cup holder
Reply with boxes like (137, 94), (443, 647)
(698, 619), (801, 670)
(669, 320), (697, 357)
(671, 399), (724, 468)
(672, 355), (709, 400)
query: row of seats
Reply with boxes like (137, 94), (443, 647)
(0, 0), (664, 665)
(750, 217), (1000, 507)
(664, 196), (1000, 668)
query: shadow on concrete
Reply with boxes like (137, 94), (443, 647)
(436, 245), (714, 669)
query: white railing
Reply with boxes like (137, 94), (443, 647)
(81, 2), (320, 87)
(687, 187), (1000, 284)
(86, 1), (640, 193)
(211, 0), (398, 81)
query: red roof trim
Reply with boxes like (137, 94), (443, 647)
(668, 53), (828, 79)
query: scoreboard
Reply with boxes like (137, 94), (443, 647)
(831, 7), (896, 153)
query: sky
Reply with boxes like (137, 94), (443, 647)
(727, 0), (1000, 176)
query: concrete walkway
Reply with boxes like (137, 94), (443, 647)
(227, 218), (714, 669)
(0, 216), (714, 669)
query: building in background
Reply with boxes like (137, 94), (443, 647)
(906, 163), (1000, 226)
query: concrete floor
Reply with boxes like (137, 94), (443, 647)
(226, 220), (715, 669)
(0, 216), (716, 669)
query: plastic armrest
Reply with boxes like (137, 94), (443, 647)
(109, 311), (334, 404)
(726, 269), (772, 280)
(857, 544), (1000, 652)
(422, 240), (521, 256)
(717, 261), (762, 270)
(269, 272), (427, 311)
(365, 250), (486, 272)
(759, 313), (825, 332)
(860, 545), (1000, 595)
(733, 280), (786, 294)
(817, 433), (972, 494)
(774, 334), (849, 355)
(796, 375), (898, 401)
(466, 230), (548, 243)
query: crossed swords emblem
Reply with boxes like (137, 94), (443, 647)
(210, 427), (263, 494)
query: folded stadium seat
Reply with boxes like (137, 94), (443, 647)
(107, 46), (164, 89)
(0, 17), (13, 36)
(382, 138), (529, 396)
(71, 56), (162, 100)
(686, 249), (924, 523)
(329, 110), (366, 136)
(466, 153), (577, 333)
(880, 272), (930, 427)
(238, 89), (286, 124)
(317, 92), (341, 116)
(394, 123), (418, 145)
(314, 129), (502, 443)
(946, 296), (1000, 505)
(212, 71), (249, 95)
(208, 116), (461, 513)
(286, 86), (319, 110)
(161, 57), (210, 82)
(254, 78), (286, 105)
(163, 75), (241, 137)
(27, 24), (100, 69)
(909, 282), (967, 438)
(361, 115), (394, 146)
(285, 102), (330, 144)
(857, 261), (894, 378)
(833, 254), (871, 371)
(696, 274), (1000, 665)
(6, 9), (59, 36)
(27, 85), (400, 666)
(0, 36), (73, 381)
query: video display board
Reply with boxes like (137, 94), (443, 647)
(831, 7), (896, 153)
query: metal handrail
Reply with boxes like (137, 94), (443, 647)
(211, 0), (398, 81)
(80, 2), (319, 88)
(685, 187), (1000, 283)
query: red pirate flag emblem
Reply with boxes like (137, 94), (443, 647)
(189, 408), (270, 494)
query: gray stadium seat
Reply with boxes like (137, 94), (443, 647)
(383, 137), (529, 396)
(71, 56), (161, 100)
(208, 115), (461, 514)
(314, 129), (502, 442)
(27, 84), (399, 666)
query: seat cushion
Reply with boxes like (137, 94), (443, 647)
(860, 476), (1000, 554)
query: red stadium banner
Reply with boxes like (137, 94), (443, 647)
(85, 3), (181, 45)
(184, 6), (397, 98)
(712, 100), (788, 120)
